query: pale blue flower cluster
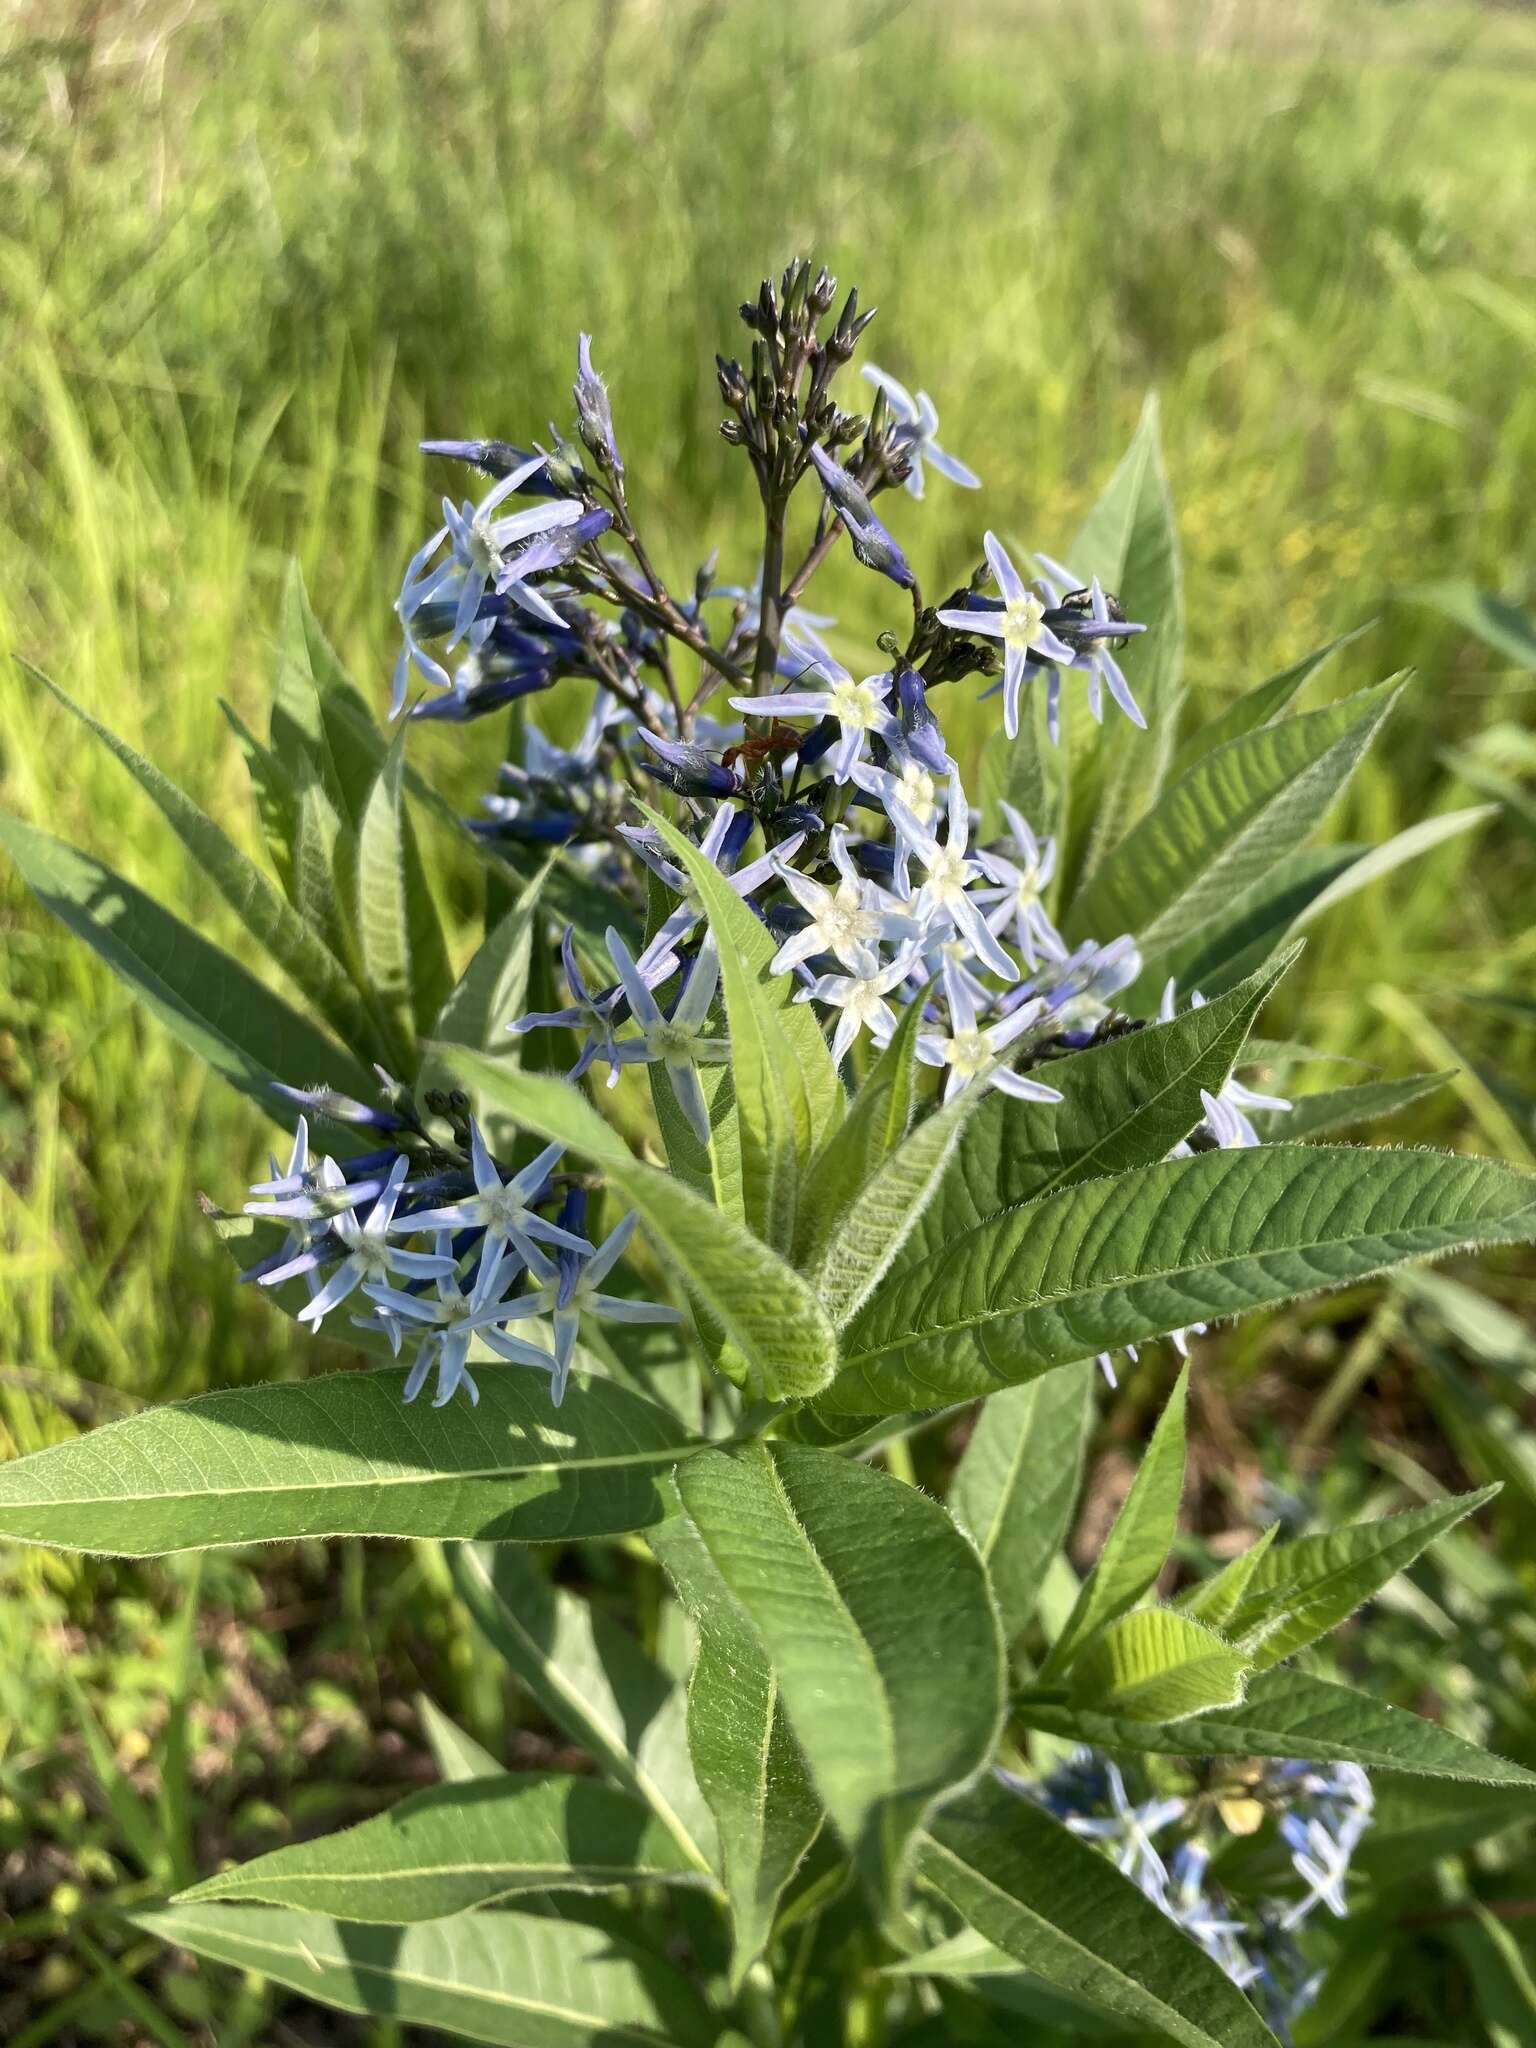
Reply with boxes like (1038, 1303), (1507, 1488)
(1019, 1749), (1375, 2043)
(242, 1117), (679, 1407)
(356, 320), (1298, 1411)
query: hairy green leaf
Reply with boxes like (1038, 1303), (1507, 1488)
(650, 1498), (822, 1983)
(1042, 1367), (1187, 1679)
(814, 1085), (983, 1330)
(883, 952), (1292, 1289)
(1017, 1666), (1536, 1785)
(1068, 1607), (1249, 1721)
(449, 1544), (716, 1878)
(640, 804), (842, 1250)
(175, 1773), (703, 1918)
(1166, 627), (1368, 785)
(794, 997), (925, 1272)
(675, 1442), (1001, 1903)
(136, 1902), (718, 2046)
(918, 1778), (1281, 2048)
(950, 1362), (1097, 1644)
(1065, 678), (1403, 954)
(826, 1146), (1536, 1416)
(0, 1368), (692, 1554)
(1177, 1525), (1278, 1629)
(1225, 1487), (1498, 1669)
(0, 810), (374, 1114)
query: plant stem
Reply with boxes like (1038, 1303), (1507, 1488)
(752, 497), (788, 694)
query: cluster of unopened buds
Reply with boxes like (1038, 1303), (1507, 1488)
(1018, 1749), (1375, 2041)
(236, 258), (1292, 1407)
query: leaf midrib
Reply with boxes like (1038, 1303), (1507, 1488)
(919, 1836), (1217, 2048)
(846, 1187), (1536, 1369)
(7, 1441), (699, 1512)
(137, 1916), (686, 2042)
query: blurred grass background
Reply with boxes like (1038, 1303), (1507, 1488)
(2, 0), (1536, 2036)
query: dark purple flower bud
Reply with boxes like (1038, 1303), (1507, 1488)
(720, 807), (757, 869)
(798, 715), (836, 765)
(637, 729), (744, 799)
(766, 801), (825, 839)
(272, 1082), (406, 1131)
(409, 670), (555, 722)
(574, 335), (622, 478)
(467, 812), (582, 845)
(807, 446), (915, 591)
(895, 666), (948, 772)
(555, 1186), (588, 1308)
(420, 439), (561, 494)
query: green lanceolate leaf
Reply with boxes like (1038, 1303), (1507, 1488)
(675, 1442), (1002, 1903)
(1288, 804), (1495, 932)
(918, 1778), (1281, 2048)
(813, 1083), (984, 1331)
(0, 1368), (693, 1554)
(1177, 1525), (1278, 1629)
(449, 1544), (717, 1878)
(221, 699), (298, 892)
(1066, 392), (1185, 875)
(1403, 578), (1536, 672)
(416, 1695), (503, 1783)
(1124, 845), (1358, 1007)
(1017, 1666), (1536, 1786)
(826, 1145), (1536, 1416)
(175, 1773), (703, 1918)
(135, 1903), (719, 2047)
(293, 778), (356, 968)
(433, 861), (549, 1055)
(1067, 1607), (1249, 1721)
(793, 997), (925, 1272)
(29, 665), (382, 1061)
(882, 952), (1293, 1287)
(640, 804), (842, 1249)
(0, 810), (374, 1114)
(1065, 677), (1404, 956)
(1223, 1487), (1498, 1670)
(950, 1362), (1097, 1645)
(1041, 1367), (1188, 1680)
(650, 1498), (822, 1984)
(356, 726), (439, 1055)
(1255, 1072), (1454, 1143)
(1166, 627), (1369, 785)
(443, 1055), (838, 1401)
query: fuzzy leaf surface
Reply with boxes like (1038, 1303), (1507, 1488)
(0, 1369), (691, 1554)
(1066, 679), (1403, 954)
(918, 1778), (1281, 2048)
(827, 1146), (1536, 1416)
(1224, 1487), (1498, 1669)
(675, 1442), (1001, 1902)
(1017, 1667), (1536, 1785)
(449, 1544), (716, 1877)
(950, 1362), (1097, 1644)
(1041, 1368), (1187, 1679)
(175, 1773), (703, 1918)
(650, 1498), (822, 1982)
(135, 1902), (718, 2046)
